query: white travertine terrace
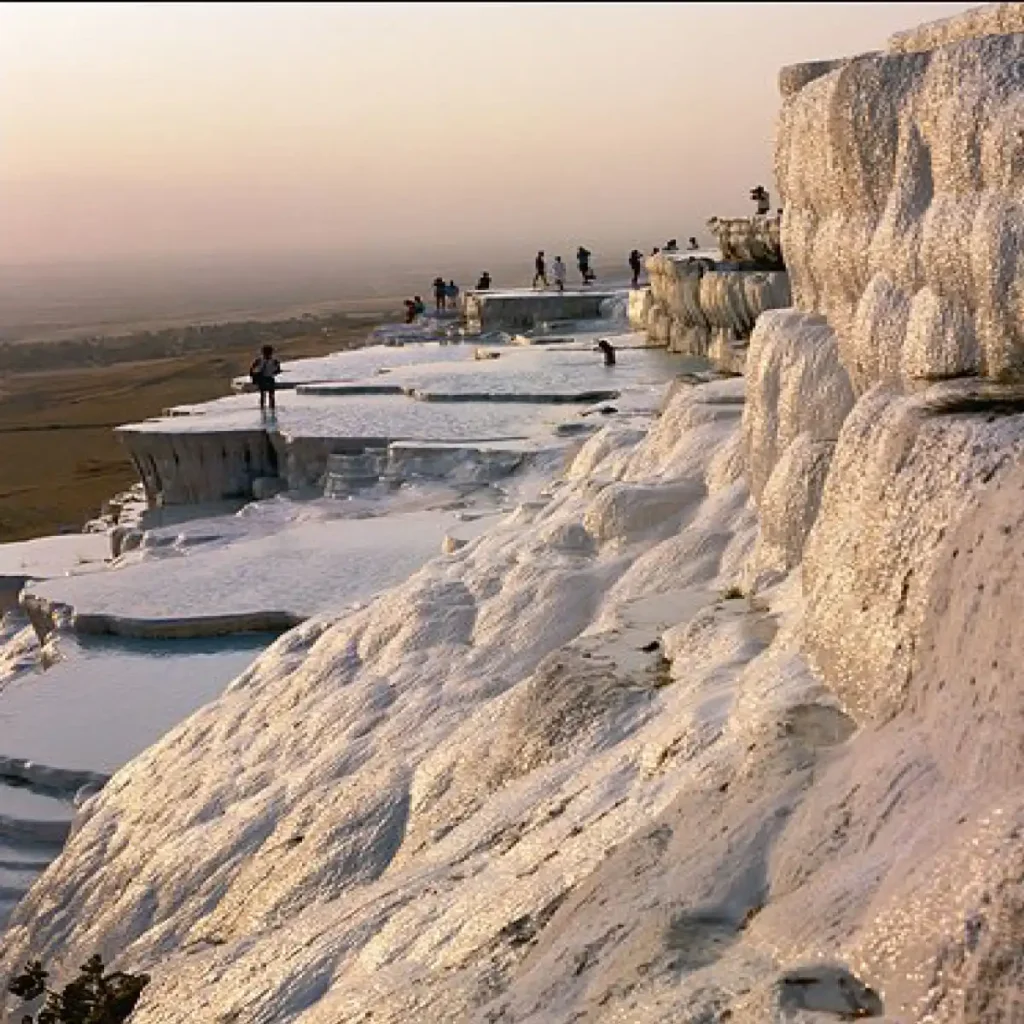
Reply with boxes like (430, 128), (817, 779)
(7, 5), (1024, 1022)
(778, 13), (1024, 388)
(706, 214), (783, 264)
(645, 255), (791, 369)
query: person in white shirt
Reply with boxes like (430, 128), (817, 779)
(551, 256), (566, 292)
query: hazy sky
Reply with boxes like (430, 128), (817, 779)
(1, 1), (977, 265)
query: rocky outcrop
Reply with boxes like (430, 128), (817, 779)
(120, 429), (277, 506)
(627, 287), (652, 331)
(706, 214), (784, 265)
(463, 291), (621, 333)
(888, 1), (1024, 52)
(777, 18), (1024, 390)
(645, 255), (791, 371)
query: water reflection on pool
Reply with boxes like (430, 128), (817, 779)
(0, 633), (277, 775)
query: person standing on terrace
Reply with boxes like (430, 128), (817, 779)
(533, 251), (549, 289)
(552, 256), (566, 293)
(249, 344), (282, 414)
(628, 249), (643, 288)
(433, 276), (447, 311)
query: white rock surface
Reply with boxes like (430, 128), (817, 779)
(22, 506), (491, 640)
(645, 254), (791, 370)
(463, 289), (625, 333)
(802, 381), (1024, 721)
(8, 8), (1024, 1024)
(888, 1), (1024, 52)
(777, 17), (1024, 388)
(706, 214), (784, 264)
(741, 309), (853, 505)
(120, 342), (690, 506)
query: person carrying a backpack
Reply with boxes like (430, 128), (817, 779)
(249, 344), (282, 413)
(577, 246), (595, 285)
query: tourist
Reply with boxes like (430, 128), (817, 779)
(476, 271), (492, 290)
(664, 239), (679, 252)
(596, 339), (616, 366)
(687, 237), (699, 251)
(552, 256), (566, 292)
(249, 344), (282, 413)
(751, 185), (771, 215)
(413, 295), (426, 317)
(651, 247), (661, 256)
(403, 298), (417, 324)
(433, 276), (447, 311)
(577, 246), (595, 285)
(446, 280), (460, 307)
(533, 251), (549, 289)
(628, 249), (643, 288)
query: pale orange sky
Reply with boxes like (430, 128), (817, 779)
(1, 1), (976, 265)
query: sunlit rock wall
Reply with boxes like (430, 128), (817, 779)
(706, 214), (784, 265)
(119, 429), (278, 507)
(888, 1), (1024, 52)
(802, 381), (1024, 721)
(741, 309), (854, 587)
(758, 6), (1024, 705)
(645, 255), (791, 371)
(627, 287), (652, 332)
(464, 291), (618, 333)
(777, 17), (1024, 390)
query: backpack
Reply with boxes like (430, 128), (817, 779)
(250, 357), (279, 385)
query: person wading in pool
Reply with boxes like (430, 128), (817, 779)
(250, 344), (282, 413)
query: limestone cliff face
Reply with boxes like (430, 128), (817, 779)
(737, 5), (1024, 704)
(777, 17), (1024, 390)
(646, 255), (791, 371)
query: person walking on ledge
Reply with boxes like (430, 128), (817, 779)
(433, 276), (447, 311)
(628, 248), (643, 288)
(577, 245), (595, 285)
(533, 250), (549, 288)
(552, 255), (566, 293)
(250, 344), (282, 414)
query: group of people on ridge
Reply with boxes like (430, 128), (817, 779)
(531, 247), (596, 291)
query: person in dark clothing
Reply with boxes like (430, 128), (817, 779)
(533, 251), (548, 288)
(476, 271), (492, 290)
(577, 246), (595, 284)
(687, 236), (699, 250)
(433, 276), (447, 311)
(596, 339), (616, 366)
(413, 295), (426, 316)
(750, 185), (771, 215)
(249, 344), (282, 412)
(404, 298), (417, 324)
(628, 249), (643, 288)
(664, 238), (679, 252)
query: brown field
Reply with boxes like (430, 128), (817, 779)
(0, 317), (389, 542)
